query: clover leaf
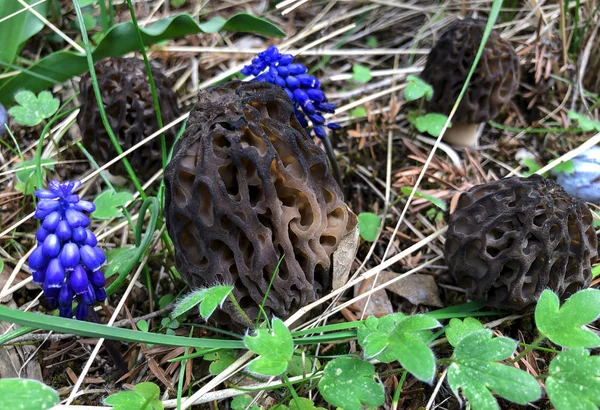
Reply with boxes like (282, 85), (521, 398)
(318, 357), (384, 410)
(0, 379), (59, 410)
(568, 111), (600, 132)
(535, 289), (600, 348)
(244, 318), (293, 376)
(404, 75), (433, 102)
(93, 190), (134, 219)
(445, 317), (484, 348)
(448, 330), (541, 409)
(546, 348), (600, 410)
(357, 212), (380, 242)
(8, 90), (59, 126)
(352, 64), (372, 83)
(358, 313), (440, 382)
(171, 285), (234, 320)
(412, 113), (451, 137)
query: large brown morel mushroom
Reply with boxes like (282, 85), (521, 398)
(421, 18), (520, 146)
(444, 175), (598, 311)
(164, 80), (357, 328)
(78, 57), (181, 182)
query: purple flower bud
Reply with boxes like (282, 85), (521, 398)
(280, 54), (294, 65)
(309, 113), (326, 125)
(293, 89), (309, 105)
(46, 297), (59, 310)
(76, 303), (88, 320)
(58, 283), (73, 308)
(45, 259), (65, 289)
(306, 88), (325, 103)
(65, 194), (79, 203)
(65, 209), (85, 228)
(296, 74), (319, 88)
(284, 88), (294, 103)
(32, 269), (45, 285)
(55, 220), (72, 241)
(91, 270), (105, 288)
(60, 243), (80, 270)
(302, 102), (316, 115)
(295, 112), (309, 128)
(42, 211), (61, 231)
(82, 284), (96, 305)
(84, 229), (98, 247)
(95, 287), (106, 302)
(29, 246), (47, 270)
(80, 245), (105, 271)
(42, 234), (61, 258)
(69, 265), (88, 295)
(36, 226), (50, 242)
(286, 76), (300, 90)
(277, 65), (289, 77)
(327, 122), (342, 130)
(288, 64), (307, 75)
(241, 66), (253, 76)
(314, 126), (327, 139)
(275, 77), (286, 88)
(59, 306), (72, 318)
(315, 102), (336, 113)
(35, 200), (60, 219)
(35, 189), (57, 199)
(72, 227), (87, 243)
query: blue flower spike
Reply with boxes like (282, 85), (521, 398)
(241, 45), (343, 185)
(28, 180), (106, 320)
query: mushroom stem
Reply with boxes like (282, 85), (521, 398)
(442, 122), (482, 147)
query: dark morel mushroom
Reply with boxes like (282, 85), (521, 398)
(444, 175), (598, 311)
(421, 18), (520, 146)
(78, 57), (181, 181)
(164, 80), (357, 328)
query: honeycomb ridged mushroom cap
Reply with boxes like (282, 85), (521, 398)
(78, 57), (181, 182)
(444, 175), (598, 311)
(421, 19), (520, 146)
(164, 80), (357, 328)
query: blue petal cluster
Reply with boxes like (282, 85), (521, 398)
(241, 45), (341, 139)
(28, 180), (106, 320)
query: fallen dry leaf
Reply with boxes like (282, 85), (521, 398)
(332, 220), (360, 290)
(379, 271), (443, 307)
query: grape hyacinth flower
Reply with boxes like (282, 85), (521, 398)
(28, 180), (106, 320)
(241, 45), (341, 140)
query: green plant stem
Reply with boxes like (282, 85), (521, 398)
(72, 0), (146, 200)
(509, 334), (546, 364)
(391, 370), (407, 410)
(282, 373), (303, 408)
(228, 293), (253, 329)
(256, 255), (285, 327)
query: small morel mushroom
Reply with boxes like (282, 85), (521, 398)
(420, 18), (520, 146)
(78, 57), (181, 182)
(28, 180), (106, 320)
(444, 175), (598, 311)
(164, 80), (356, 328)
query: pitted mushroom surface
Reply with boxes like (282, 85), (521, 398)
(444, 175), (598, 311)
(164, 80), (357, 327)
(78, 57), (181, 181)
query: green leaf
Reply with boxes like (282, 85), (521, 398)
(8, 90), (59, 126)
(521, 157), (542, 176)
(0, 378), (59, 410)
(535, 289), (600, 348)
(445, 317), (484, 348)
(0, 13), (284, 105)
(318, 357), (384, 410)
(104, 247), (136, 278)
(231, 395), (260, 410)
(448, 330), (541, 409)
(593, 264), (600, 278)
(400, 186), (447, 210)
(352, 64), (372, 83)
(568, 111), (600, 132)
(170, 0), (187, 7)
(0, 1), (49, 65)
(171, 286), (233, 320)
(366, 36), (378, 48)
(550, 159), (574, 174)
(350, 106), (367, 118)
(244, 318), (293, 376)
(546, 348), (600, 410)
(404, 75), (433, 102)
(134, 382), (162, 410)
(204, 349), (237, 375)
(105, 382), (162, 410)
(12, 158), (54, 194)
(92, 190), (134, 219)
(357, 212), (380, 242)
(412, 113), (451, 137)
(287, 354), (320, 377)
(288, 398), (325, 410)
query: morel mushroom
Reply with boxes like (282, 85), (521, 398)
(444, 175), (598, 311)
(164, 80), (357, 328)
(78, 57), (181, 182)
(421, 18), (520, 146)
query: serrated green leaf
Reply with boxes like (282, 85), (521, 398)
(352, 64), (372, 83)
(245, 318), (293, 376)
(8, 90), (59, 126)
(0, 379), (59, 410)
(400, 186), (447, 210)
(92, 190), (134, 219)
(0, 14), (284, 105)
(104, 247), (136, 278)
(318, 357), (384, 410)
(204, 349), (238, 375)
(568, 111), (600, 132)
(535, 289), (600, 348)
(446, 317), (485, 348)
(404, 75), (433, 102)
(413, 113), (451, 137)
(358, 313), (408, 363)
(171, 286), (233, 320)
(448, 330), (541, 409)
(546, 348), (600, 410)
(357, 212), (380, 242)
